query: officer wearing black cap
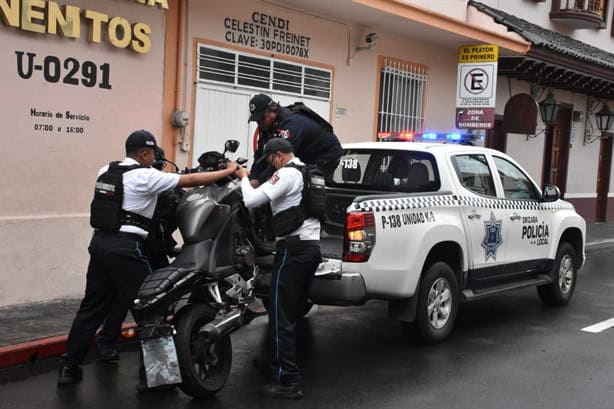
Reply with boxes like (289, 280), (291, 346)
(236, 138), (321, 400)
(58, 130), (239, 386)
(248, 94), (342, 186)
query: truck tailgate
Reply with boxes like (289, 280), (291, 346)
(320, 234), (343, 259)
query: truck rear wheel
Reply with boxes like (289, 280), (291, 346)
(415, 261), (458, 344)
(537, 242), (577, 306)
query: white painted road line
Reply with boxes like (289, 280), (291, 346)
(581, 318), (614, 333)
(586, 238), (614, 247)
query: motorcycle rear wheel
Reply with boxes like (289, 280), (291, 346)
(174, 304), (232, 398)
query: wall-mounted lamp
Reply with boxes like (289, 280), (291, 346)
(527, 89), (559, 140)
(595, 103), (614, 134)
(584, 98), (614, 144)
(539, 90), (560, 126)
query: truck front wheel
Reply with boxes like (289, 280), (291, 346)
(415, 262), (459, 344)
(537, 241), (577, 306)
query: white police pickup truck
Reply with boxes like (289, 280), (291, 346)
(309, 136), (586, 344)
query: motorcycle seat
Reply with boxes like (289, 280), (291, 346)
(138, 266), (197, 298)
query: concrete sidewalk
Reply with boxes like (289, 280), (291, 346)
(0, 299), (137, 369)
(1, 222), (612, 369)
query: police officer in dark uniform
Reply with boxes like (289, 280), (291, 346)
(248, 94), (343, 186)
(237, 138), (322, 400)
(57, 130), (239, 386)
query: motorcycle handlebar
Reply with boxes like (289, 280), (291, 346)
(180, 157), (248, 175)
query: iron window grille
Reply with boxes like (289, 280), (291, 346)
(197, 44), (331, 100)
(377, 57), (427, 135)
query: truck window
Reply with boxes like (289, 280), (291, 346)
(451, 154), (496, 197)
(331, 149), (440, 192)
(492, 156), (539, 200)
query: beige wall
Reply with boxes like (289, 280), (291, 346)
(0, 0), (167, 306)
(174, 0), (461, 168)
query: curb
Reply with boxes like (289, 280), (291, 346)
(0, 324), (137, 370)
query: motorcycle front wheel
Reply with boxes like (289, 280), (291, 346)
(174, 304), (232, 398)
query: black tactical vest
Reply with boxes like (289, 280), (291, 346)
(271, 162), (327, 237)
(90, 162), (152, 232)
(285, 102), (333, 133)
(286, 162), (327, 220)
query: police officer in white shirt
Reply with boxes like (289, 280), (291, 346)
(236, 138), (321, 400)
(58, 130), (239, 386)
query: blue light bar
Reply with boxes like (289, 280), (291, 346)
(446, 133), (462, 141)
(422, 133), (437, 140)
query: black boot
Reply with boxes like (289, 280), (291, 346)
(260, 382), (304, 399)
(57, 361), (83, 386)
(96, 336), (119, 363)
(96, 344), (119, 363)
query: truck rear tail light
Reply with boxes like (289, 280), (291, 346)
(343, 212), (376, 262)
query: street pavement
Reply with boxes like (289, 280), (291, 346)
(0, 245), (613, 409)
(1, 222), (612, 349)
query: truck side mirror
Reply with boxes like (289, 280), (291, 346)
(542, 184), (560, 202)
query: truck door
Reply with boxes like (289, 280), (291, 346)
(450, 154), (507, 287)
(492, 155), (553, 275)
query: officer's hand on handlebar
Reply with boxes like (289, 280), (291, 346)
(235, 166), (249, 179)
(225, 160), (240, 172)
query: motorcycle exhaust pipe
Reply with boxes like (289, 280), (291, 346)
(200, 309), (243, 342)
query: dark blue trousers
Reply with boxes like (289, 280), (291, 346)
(269, 241), (321, 386)
(63, 231), (152, 365)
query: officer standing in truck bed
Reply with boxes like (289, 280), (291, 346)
(248, 94), (342, 186)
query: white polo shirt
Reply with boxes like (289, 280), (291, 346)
(97, 158), (180, 238)
(241, 157), (320, 240)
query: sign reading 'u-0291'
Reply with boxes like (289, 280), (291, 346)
(456, 44), (498, 130)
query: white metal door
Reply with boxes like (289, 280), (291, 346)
(192, 85), (257, 165)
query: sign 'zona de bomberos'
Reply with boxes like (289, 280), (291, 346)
(0, 0), (168, 54)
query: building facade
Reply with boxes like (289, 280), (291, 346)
(1, 0), (612, 306)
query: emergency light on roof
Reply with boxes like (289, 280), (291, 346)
(377, 132), (474, 144)
(377, 132), (414, 141)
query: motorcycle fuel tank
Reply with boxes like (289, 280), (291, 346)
(176, 186), (230, 244)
